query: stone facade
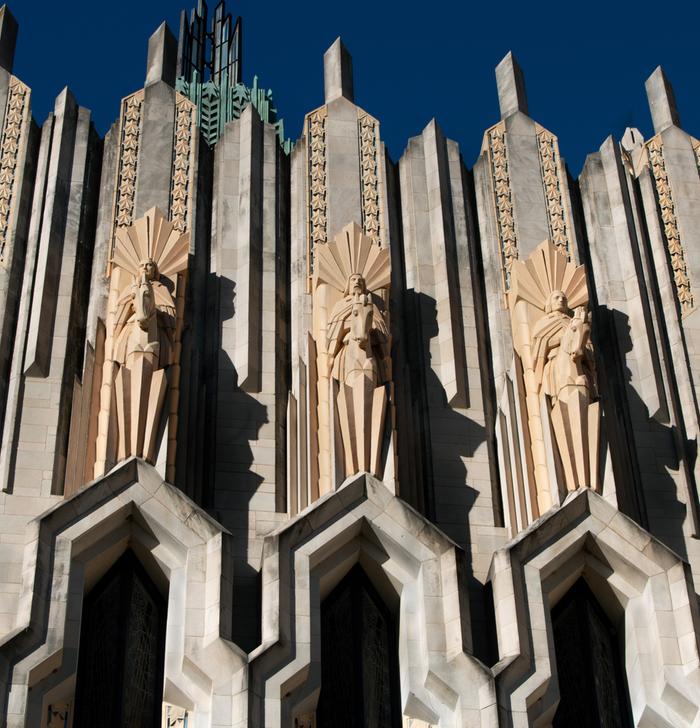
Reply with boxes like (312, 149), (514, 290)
(1, 2), (700, 726)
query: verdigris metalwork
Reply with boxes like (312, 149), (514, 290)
(176, 71), (291, 152)
(175, 0), (291, 151)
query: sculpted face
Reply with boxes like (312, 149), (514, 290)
(139, 258), (158, 281)
(347, 274), (366, 296)
(547, 290), (568, 314)
(135, 259), (158, 330)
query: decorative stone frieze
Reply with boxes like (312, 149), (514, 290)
(536, 127), (569, 256)
(647, 135), (693, 314)
(4, 15), (700, 728)
(169, 94), (196, 233)
(358, 111), (381, 247)
(306, 106), (328, 281)
(110, 90), (145, 269)
(487, 121), (517, 290)
(0, 77), (29, 266)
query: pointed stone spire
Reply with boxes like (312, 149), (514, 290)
(496, 51), (528, 119)
(0, 5), (18, 74)
(145, 21), (177, 88)
(324, 37), (354, 104)
(645, 66), (680, 134)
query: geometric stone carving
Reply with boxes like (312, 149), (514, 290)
(358, 111), (381, 247)
(647, 135), (693, 314)
(306, 106), (327, 282)
(0, 77), (30, 266)
(536, 126), (569, 256)
(94, 208), (189, 479)
(111, 90), (145, 266)
(169, 94), (196, 233)
(486, 121), (517, 290)
(509, 239), (600, 511)
(315, 222), (391, 480)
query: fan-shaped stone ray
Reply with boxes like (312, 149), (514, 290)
(362, 248), (390, 293)
(511, 239), (588, 311)
(113, 208), (189, 281)
(149, 210), (171, 261)
(315, 222), (390, 293)
(156, 232), (189, 279)
(112, 227), (143, 276)
(315, 244), (348, 292)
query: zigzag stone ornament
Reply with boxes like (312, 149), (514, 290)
(509, 239), (600, 511)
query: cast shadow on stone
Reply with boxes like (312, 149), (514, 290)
(211, 274), (269, 652)
(598, 306), (688, 562)
(402, 290), (495, 662)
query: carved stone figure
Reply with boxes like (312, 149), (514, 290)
(510, 240), (600, 508)
(113, 257), (176, 368)
(314, 223), (391, 480)
(326, 273), (390, 387)
(531, 290), (596, 402)
(94, 208), (189, 477)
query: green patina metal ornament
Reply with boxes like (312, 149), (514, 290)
(176, 0), (292, 152)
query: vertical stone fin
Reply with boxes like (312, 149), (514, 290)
(645, 66), (680, 134)
(145, 22), (177, 89)
(496, 51), (528, 119)
(324, 37), (354, 104)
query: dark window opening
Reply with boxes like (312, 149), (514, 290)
(73, 550), (166, 728)
(317, 564), (401, 728)
(552, 578), (632, 728)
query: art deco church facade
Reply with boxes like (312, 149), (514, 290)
(1, 0), (700, 725)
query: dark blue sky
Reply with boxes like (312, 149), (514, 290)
(9, 0), (700, 175)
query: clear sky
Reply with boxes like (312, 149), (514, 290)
(9, 0), (700, 176)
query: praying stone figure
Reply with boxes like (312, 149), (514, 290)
(531, 290), (597, 403)
(113, 257), (176, 369)
(314, 223), (391, 480)
(509, 240), (600, 510)
(94, 208), (189, 478)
